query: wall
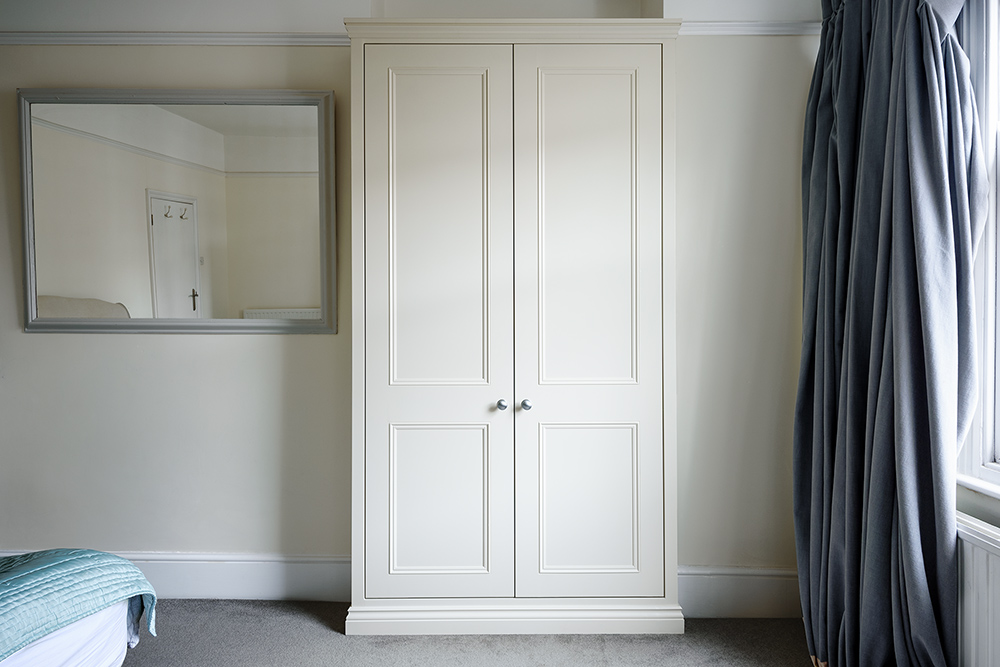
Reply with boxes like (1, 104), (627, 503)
(0, 45), (353, 557)
(0, 33), (818, 613)
(676, 35), (815, 571)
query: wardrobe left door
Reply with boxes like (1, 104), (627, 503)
(363, 44), (516, 599)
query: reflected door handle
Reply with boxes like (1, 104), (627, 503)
(496, 399), (509, 411)
(520, 399), (533, 411)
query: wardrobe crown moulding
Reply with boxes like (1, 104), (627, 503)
(342, 18), (683, 42)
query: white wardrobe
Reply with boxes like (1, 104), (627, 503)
(346, 19), (682, 634)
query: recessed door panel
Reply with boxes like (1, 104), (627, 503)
(390, 424), (490, 573)
(538, 424), (638, 572)
(537, 69), (637, 384)
(390, 69), (491, 385)
(364, 43), (514, 600)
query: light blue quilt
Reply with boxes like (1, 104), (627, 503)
(0, 549), (156, 661)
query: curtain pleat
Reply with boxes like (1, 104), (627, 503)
(794, 0), (988, 665)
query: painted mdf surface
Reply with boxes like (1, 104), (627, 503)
(362, 43), (516, 599)
(511, 43), (664, 599)
(0, 36), (815, 577)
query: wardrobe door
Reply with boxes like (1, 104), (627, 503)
(513, 44), (664, 598)
(363, 44), (516, 599)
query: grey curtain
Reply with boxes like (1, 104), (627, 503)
(794, 0), (988, 665)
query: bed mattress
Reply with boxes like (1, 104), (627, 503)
(0, 601), (129, 667)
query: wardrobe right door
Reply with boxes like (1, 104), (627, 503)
(513, 43), (665, 599)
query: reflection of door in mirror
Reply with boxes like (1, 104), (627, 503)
(148, 192), (200, 318)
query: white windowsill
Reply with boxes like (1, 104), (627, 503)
(958, 472), (1000, 501)
(958, 473), (1000, 528)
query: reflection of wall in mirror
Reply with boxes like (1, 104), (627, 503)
(33, 124), (155, 316)
(30, 108), (321, 319)
(221, 133), (320, 319)
(31, 121), (228, 317)
(225, 176), (320, 318)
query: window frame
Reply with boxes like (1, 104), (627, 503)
(958, 0), (1000, 498)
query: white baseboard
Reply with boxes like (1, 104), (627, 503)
(137, 559), (800, 617)
(0, 551), (800, 617)
(0, 550), (351, 601)
(122, 552), (352, 601)
(678, 566), (801, 618)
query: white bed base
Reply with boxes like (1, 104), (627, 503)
(0, 601), (130, 667)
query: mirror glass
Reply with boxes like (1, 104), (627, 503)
(19, 89), (335, 333)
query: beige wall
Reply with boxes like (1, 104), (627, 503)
(676, 35), (817, 568)
(0, 37), (817, 573)
(0, 45), (353, 555)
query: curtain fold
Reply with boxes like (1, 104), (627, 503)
(794, 0), (988, 665)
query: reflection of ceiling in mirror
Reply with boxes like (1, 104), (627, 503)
(31, 103), (320, 175)
(159, 105), (318, 138)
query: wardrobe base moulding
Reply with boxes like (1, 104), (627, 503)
(345, 602), (685, 635)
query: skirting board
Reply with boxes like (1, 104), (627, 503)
(678, 566), (801, 618)
(121, 553), (352, 601)
(0, 551), (351, 601)
(0, 551), (800, 617)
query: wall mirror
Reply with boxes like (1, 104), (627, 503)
(18, 89), (336, 333)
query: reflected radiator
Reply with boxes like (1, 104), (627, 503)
(242, 308), (321, 320)
(959, 512), (1000, 666)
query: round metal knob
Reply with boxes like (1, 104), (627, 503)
(496, 399), (509, 411)
(520, 399), (533, 411)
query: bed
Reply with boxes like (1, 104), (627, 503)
(0, 549), (156, 667)
(35, 296), (131, 319)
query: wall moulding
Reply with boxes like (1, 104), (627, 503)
(0, 21), (824, 46)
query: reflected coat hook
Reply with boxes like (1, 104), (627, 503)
(179, 208), (189, 220)
(164, 205), (173, 218)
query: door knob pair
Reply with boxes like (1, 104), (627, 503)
(496, 399), (531, 411)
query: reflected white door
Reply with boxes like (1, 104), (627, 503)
(363, 44), (515, 599)
(513, 44), (664, 598)
(148, 194), (200, 318)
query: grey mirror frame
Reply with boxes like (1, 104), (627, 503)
(18, 88), (336, 334)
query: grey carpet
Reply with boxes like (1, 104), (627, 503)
(121, 600), (811, 666)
